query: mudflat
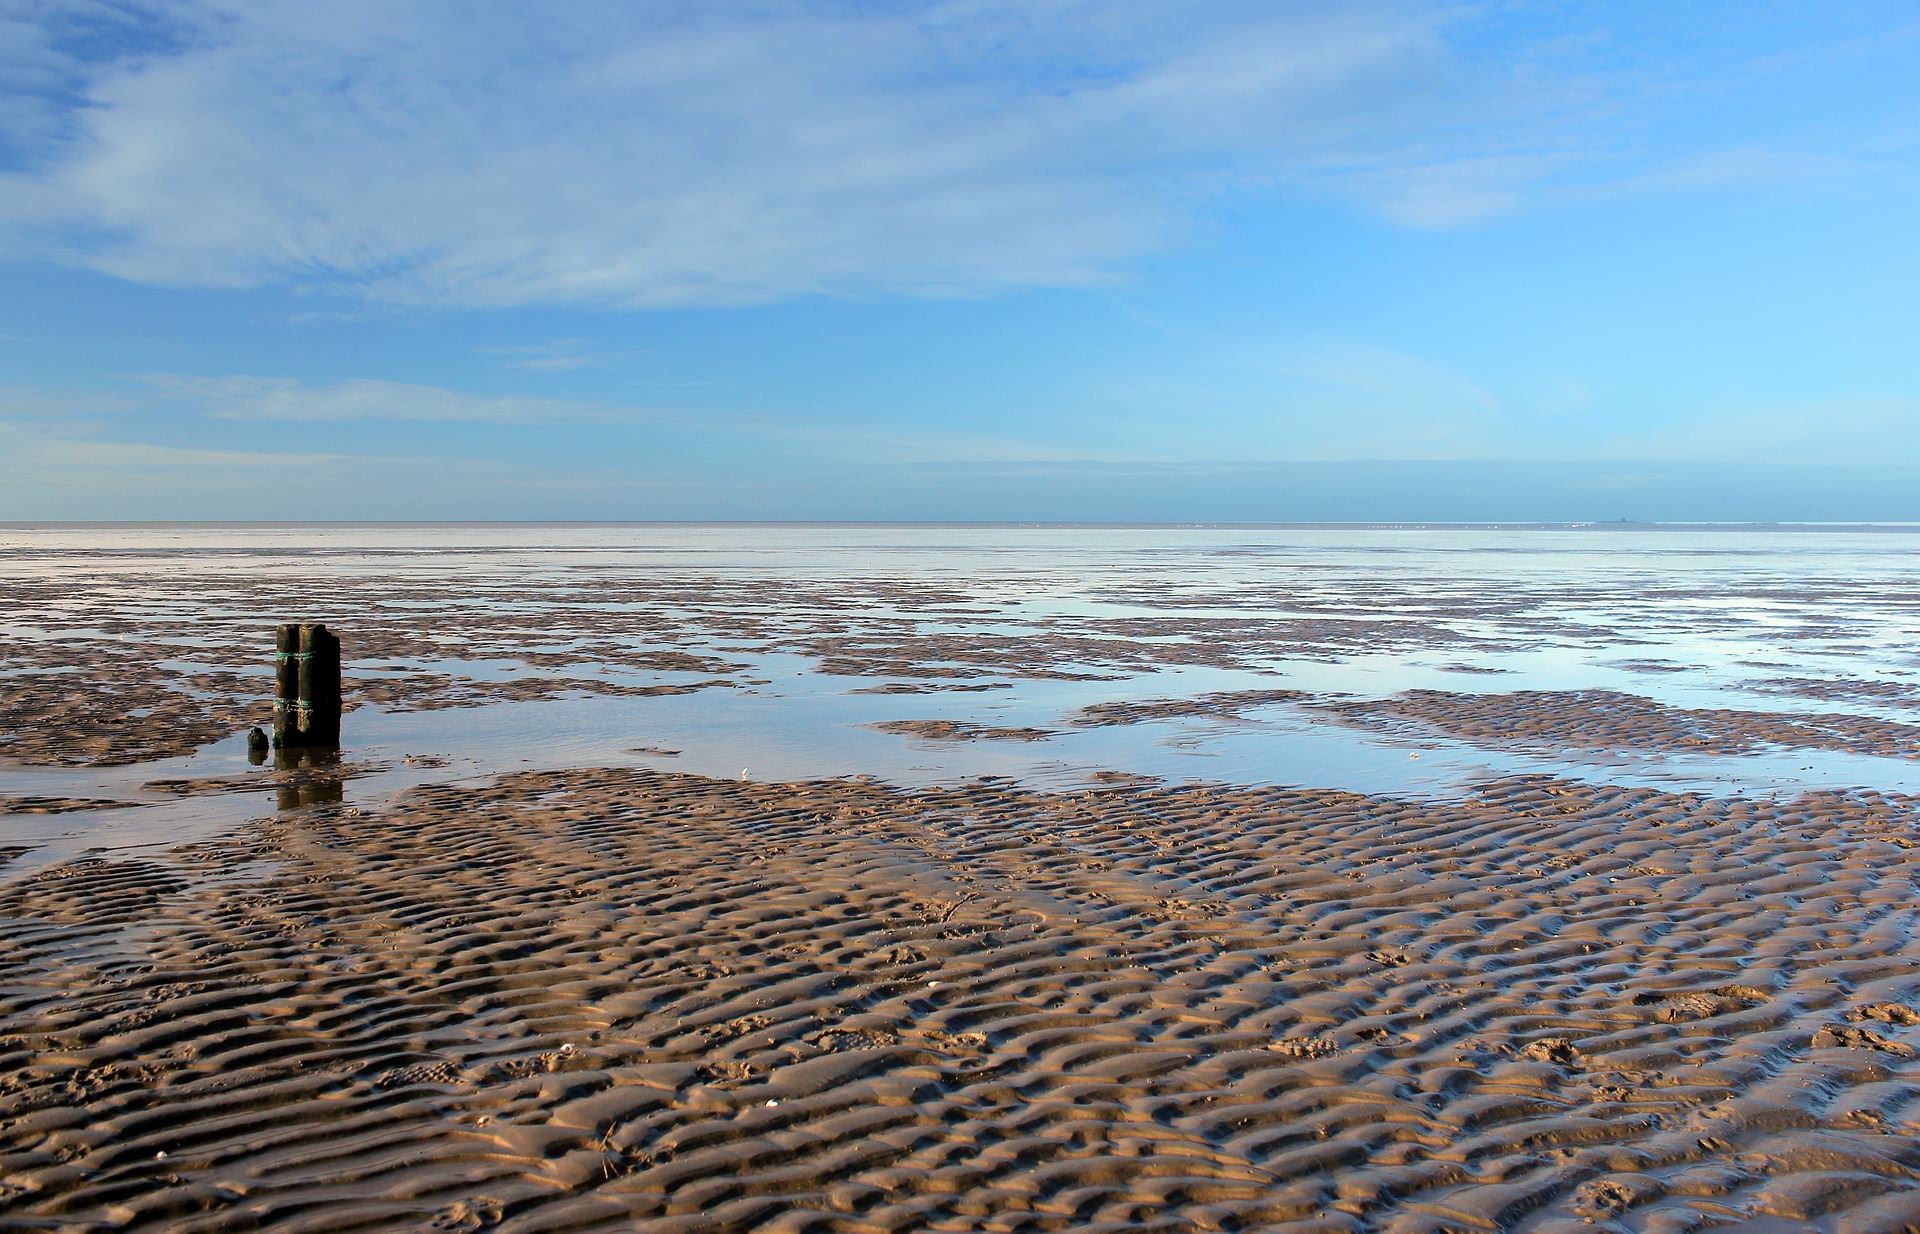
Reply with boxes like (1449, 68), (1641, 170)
(6, 768), (1920, 1231)
(4, 524), (1920, 1231)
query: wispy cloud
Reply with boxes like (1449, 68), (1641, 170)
(0, 417), (707, 519)
(0, 410), (1025, 520)
(1093, 313), (1509, 459)
(74, 371), (1102, 465)
(1578, 146), (1876, 202)
(138, 374), (652, 426)
(744, 420), (1100, 467)
(1596, 395), (1920, 467)
(157, 372), (1103, 462)
(1259, 337), (1500, 418)
(0, 384), (141, 418)
(1342, 154), (1567, 229)
(37, 437), (347, 468)
(477, 339), (651, 372)
(0, 419), (344, 470)
(3, 2), (1888, 309)
(286, 308), (378, 327)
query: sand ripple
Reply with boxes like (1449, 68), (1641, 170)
(1316, 689), (1920, 759)
(6, 770), (1920, 1229)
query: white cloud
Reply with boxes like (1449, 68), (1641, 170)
(2, 4), (1898, 309)
(0, 2), (1460, 307)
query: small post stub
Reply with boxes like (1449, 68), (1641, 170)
(273, 623), (342, 748)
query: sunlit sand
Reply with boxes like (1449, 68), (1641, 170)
(4, 524), (1920, 1230)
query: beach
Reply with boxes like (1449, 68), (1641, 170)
(5, 524), (1920, 1231)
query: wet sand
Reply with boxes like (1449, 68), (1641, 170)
(7, 525), (1920, 1230)
(6, 768), (1920, 1231)
(1312, 690), (1920, 761)
(867, 720), (1056, 743)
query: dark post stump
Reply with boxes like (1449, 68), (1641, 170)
(300, 624), (342, 746)
(273, 622), (342, 748)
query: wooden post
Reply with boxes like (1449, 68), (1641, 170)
(273, 623), (342, 748)
(301, 624), (342, 746)
(273, 624), (300, 741)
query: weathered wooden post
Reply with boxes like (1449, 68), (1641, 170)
(273, 623), (342, 748)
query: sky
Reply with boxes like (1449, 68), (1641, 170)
(2, 0), (1917, 522)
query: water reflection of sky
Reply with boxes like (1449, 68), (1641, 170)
(5, 523), (1920, 879)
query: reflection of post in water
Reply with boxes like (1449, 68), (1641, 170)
(275, 746), (345, 811)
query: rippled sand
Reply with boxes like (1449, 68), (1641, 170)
(6, 525), (1920, 1231)
(6, 769), (1920, 1231)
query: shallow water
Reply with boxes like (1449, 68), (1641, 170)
(5, 522), (1920, 876)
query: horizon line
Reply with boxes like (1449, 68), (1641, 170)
(7, 519), (1920, 532)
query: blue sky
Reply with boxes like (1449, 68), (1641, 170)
(2, 1), (1917, 520)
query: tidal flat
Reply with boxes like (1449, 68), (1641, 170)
(4, 523), (1920, 1232)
